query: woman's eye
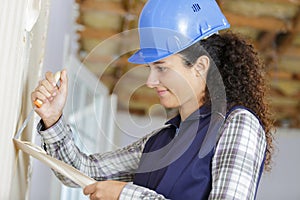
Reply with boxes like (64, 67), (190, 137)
(156, 66), (167, 72)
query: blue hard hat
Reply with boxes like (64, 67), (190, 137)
(128, 0), (230, 64)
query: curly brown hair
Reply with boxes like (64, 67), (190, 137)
(179, 31), (274, 171)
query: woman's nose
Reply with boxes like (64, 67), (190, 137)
(146, 71), (159, 88)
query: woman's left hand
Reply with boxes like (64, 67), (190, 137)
(83, 180), (127, 200)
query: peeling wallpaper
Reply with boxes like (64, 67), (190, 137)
(0, 0), (50, 199)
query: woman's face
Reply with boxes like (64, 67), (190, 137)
(146, 54), (208, 110)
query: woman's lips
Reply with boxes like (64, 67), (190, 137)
(157, 89), (168, 96)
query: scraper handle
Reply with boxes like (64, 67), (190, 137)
(33, 71), (61, 108)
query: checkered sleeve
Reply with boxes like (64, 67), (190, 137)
(37, 115), (151, 187)
(119, 182), (169, 200)
(209, 109), (267, 200)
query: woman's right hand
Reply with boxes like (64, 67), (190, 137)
(31, 70), (68, 128)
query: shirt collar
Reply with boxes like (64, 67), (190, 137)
(165, 104), (212, 128)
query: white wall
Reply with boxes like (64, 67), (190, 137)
(0, 1), (30, 198)
(0, 0), (51, 199)
(43, 0), (76, 73)
(257, 128), (300, 200)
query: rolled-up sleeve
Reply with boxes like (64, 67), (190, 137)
(120, 182), (168, 200)
(37, 115), (151, 187)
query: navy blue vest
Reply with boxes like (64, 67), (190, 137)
(133, 105), (265, 199)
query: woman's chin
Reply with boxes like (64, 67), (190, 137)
(159, 100), (178, 109)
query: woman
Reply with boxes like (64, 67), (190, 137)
(32, 0), (274, 199)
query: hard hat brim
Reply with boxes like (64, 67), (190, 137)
(128, 48), (172, 64)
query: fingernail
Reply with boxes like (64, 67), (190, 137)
(52, 92), (56, 96)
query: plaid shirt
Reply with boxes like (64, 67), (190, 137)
(38, 108), (266, 200)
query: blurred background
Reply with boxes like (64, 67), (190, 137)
(75, 0), (300, 128)
(1, 0), (299, 199)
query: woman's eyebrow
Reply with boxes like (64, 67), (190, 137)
(153, 61), (165, 65)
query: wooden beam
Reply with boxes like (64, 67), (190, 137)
(278, 57), (300, 73)
(270, 95), (299, 107)
(224, 11), (291, 32)
(84, 54), (129, 68)
(80, 1), (126, 15)
(219, 0), (300, 5)
(278, 9), (300, 54)
(271, 79), (300, 96)
(268, 70), (294, 80)
(272, 105), (299, 116)
(117, 89), (159, 110)
(283, 46), (300, 57)
(257, 32), (278, 51)
(123, 0), (145, 15)
(252, 0), (300, 5)
(79, 27), (119, 39)
(272, 106), (300, 126)
(84, 55), (116, 64)
(100, 75), (117, 90)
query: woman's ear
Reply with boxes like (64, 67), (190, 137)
(194, 55), (210, 77)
